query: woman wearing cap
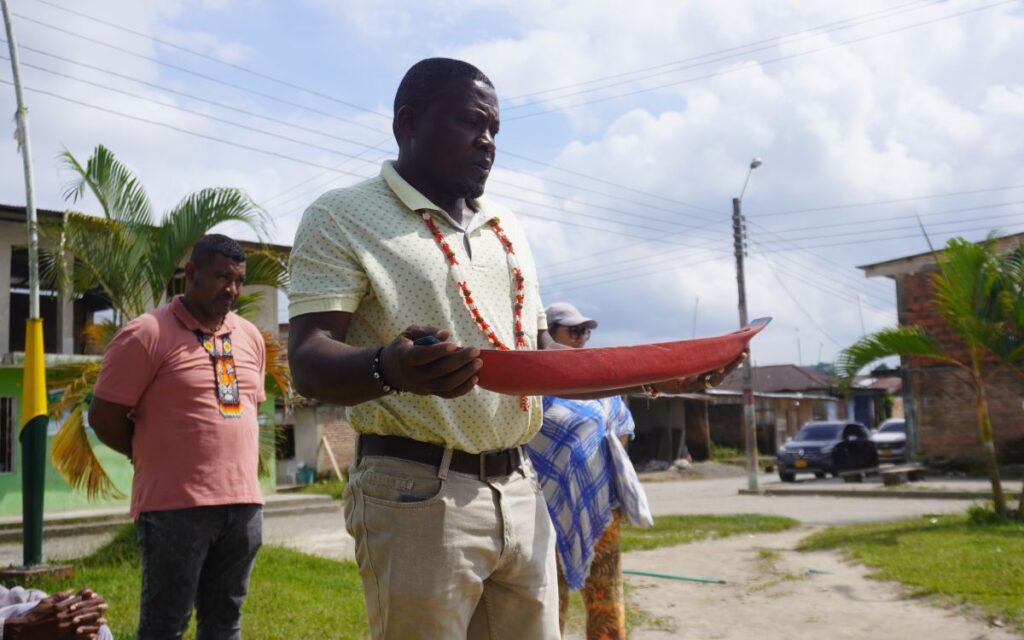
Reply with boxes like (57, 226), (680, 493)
(524, 302), (647, 640)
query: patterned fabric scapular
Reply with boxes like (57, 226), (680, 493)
(194, 330), (242, 418)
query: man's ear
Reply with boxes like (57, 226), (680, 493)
(183, 261), (196, 284)
(394, 104), (417, 142)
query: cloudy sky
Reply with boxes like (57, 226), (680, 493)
(2, 0), (1022, 368)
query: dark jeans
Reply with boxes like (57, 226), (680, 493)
(135, 504), (263, 640)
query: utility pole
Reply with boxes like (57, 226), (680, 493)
(733, 157), (762, 492)
(2, 0), (47, 567)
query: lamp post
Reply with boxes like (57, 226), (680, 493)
(732, 157), (761, 492)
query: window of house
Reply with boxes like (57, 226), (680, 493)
(0, 397), (14, 474)
(276, 424), (296, 460)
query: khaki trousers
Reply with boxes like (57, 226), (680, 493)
(343, 451), (560, 640)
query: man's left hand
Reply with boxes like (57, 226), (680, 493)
(651, 350), (747, 394)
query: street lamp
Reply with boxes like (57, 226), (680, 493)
(732, 157), (762, 492)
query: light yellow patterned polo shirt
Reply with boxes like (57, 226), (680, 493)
(288, 161), (546, 453)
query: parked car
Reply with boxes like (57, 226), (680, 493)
(870, 418), (907, 463)
(776, 421), (879, 482)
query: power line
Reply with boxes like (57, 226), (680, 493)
(746, 237), (893, 307)
(550, 252), (724, 294)
(542, 242), (724, 287)
(504, 0), (1014, 121)
(505, 0), (941, 108)
(756, 210), (1024, 245)
(0, 75), (734, 250)
(0, 78), (383, 178)
(754, 185), (1024, 218)
(753, 253), (895, 315)
(501, 150), (722, 216)
(27, 0), (393, 119)
(757, 200), (1024, 234)
(506, 0), (935, 101)
(537, 215), (727, 273)
(8, 11), (386, 133)
(259, 139), (392, 207)
(4, 47), (732, 238)
(11, 5), (727, 221)
(755, 219), (1024, 253)
(754, 254), (844, 346)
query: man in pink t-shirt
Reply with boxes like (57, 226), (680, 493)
(90, 234), (266, 640)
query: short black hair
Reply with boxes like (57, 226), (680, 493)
(190, 234), (246, 268)
(393, 57), (494, 115)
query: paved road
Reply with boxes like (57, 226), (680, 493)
(644, 473), (980, 525)
(1, 474), (982, 566)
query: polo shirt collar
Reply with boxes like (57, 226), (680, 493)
(171, 295), (237, 336)
(380, 161), (498, 233)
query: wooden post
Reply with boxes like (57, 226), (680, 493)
(320, 434), (343, 481)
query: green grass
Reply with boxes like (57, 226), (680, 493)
(799, 512), (1024, 629)
(296, 478), (347, 500)
(708, 444), (743, 463)
(21, 525), (368, 640)
(14, 514), (799, 638)
(620, 514), (798, 552)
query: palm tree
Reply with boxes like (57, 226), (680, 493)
(43, 144), (291, 500)
(838, 236), (1024, 519)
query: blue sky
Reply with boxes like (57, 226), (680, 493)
(2, 0), (1023, 368)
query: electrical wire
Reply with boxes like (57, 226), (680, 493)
(754, 210), (1024, 245)
(504, 0), (941, 108)
(504, 0), (1014, 121)
(27, 0), (394, 120)
(7, 9), (725, 219)
(754, 219), (1024, 253)
(756, 200), (1024, 234)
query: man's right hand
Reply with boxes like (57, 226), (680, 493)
(381, 325), (482, 398)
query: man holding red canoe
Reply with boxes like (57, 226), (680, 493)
(287, 57), (742, 639)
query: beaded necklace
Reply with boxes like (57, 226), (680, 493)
(421, 210), (529, 409)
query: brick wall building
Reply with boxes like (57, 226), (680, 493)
(861, 234), (1024, 465)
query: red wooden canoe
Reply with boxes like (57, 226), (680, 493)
(477, 317), (771, 396)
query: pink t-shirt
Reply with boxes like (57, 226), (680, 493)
(94, 296), (267, 518)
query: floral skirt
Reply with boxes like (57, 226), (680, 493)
(558, 510), (625, 640)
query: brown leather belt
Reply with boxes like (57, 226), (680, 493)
(357, 434), (523, 481)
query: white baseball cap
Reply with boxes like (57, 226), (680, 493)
(545, 302), (598, 330)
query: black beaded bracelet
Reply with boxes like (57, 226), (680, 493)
(372, 346), (400, 395)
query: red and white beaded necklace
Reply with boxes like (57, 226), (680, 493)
(421, 210), (529, 408)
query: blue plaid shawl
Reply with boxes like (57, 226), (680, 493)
(524, 395), (636, 590)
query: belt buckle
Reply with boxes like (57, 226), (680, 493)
(478, 449), (507, 481)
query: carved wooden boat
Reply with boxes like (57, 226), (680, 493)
(477, 317), (771, 396)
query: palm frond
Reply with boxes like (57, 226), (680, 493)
(61, 212), (150, 317)
(262, 330), (292, 410)
(837, 325), (962, 383)
(51, 403), (126, 500)
(81, 320), (121, 353)
(257, 330), (290, 478)
(47, 361), (125, 500)
(233, 291), (265, 320)
(243, 249), (290, 290)
(60, 145), (153, 227)
(149, 189), (269, 306)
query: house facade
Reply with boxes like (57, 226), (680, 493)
(626, 364), (862, 466)
(860, 234), (1024, 466)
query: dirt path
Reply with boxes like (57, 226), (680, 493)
(565, 527), (1020, 640)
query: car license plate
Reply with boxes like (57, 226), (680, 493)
(880, 449), (892, 457)
(794, 459), (808, 468)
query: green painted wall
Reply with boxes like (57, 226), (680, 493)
(0, 366), (276, 518)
